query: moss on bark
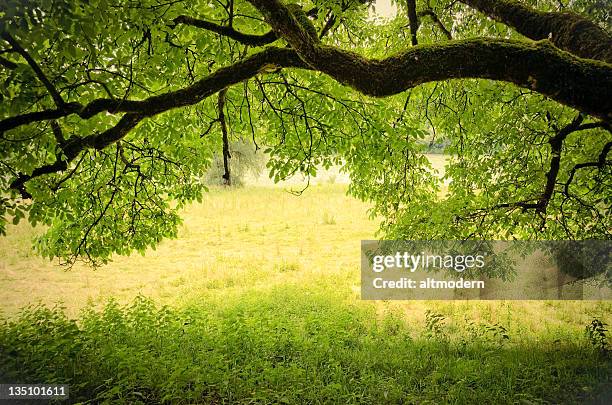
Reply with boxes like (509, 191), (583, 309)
(460, 0), (612, 63)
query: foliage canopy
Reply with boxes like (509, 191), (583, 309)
(0, 0), (610, 265)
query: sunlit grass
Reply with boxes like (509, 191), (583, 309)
(0, 183), (375, 316)
(1, 162), (611, 403)
(1, 178), (610, 338)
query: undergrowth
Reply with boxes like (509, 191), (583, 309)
(0, 290), (609, 404)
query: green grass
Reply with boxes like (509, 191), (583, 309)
(0, 181), (611, 403)
(1, 292), (610, 404)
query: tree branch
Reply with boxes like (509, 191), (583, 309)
(484, 114), (606, 214)
(418, 9), (452, 40)
(247, 0), (612, 122)
(217, 88), (232, 185)
(0, 47), (308, 133)
(406, 0), (420, 46)
(537, 114), (585, 212)
(4, 1), (612, 198)
(459, 0), (612, 63)
(0, 55), (17, 69)
(50, 120), (65, 144)
(172, 15), (278, 46)
(319, 12), (336, 40)
(10, 113), (144, 197)
(1, 32), (65, 107)
(1, 6), (611, 143)
(564, 141), (612, 196)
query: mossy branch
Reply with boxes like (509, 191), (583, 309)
(459, 0), (612, 63)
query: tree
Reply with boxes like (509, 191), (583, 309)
(0, 0), (610, 265)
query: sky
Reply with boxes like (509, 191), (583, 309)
(373, 0), (398, 19)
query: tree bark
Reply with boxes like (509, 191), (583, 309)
(218, 88), (232, 186)
(173, 15), (278, 46)
(406, 0), (419, 46)
(459, 0), (612, 63)
(247, 0), (612, 122)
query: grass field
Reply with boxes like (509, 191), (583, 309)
(1, 170), (611, 403)
(0, 183), (376, 316)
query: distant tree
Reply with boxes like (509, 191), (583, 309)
(0, 0), (610, 265)
(204, 140), (266, 186)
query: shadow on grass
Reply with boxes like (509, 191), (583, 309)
(0, 288), (609, 404)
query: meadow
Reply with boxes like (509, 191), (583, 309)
(0, 167), (611, 404)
